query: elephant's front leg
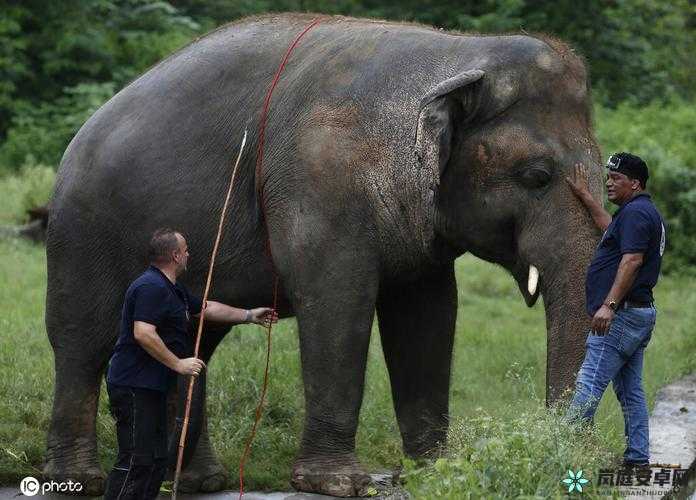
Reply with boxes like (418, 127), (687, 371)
(376, 264), (457, 457)
(288, 250), (379, 497)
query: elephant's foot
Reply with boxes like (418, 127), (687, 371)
(403, 440), (447, 462)
(177, 457), (228, 493)
(291, 454), (372, 497)
(43, 439), (106, 496)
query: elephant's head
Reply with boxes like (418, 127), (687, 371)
(416, 36), (603, 402)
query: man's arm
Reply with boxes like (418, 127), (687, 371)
(566, 163), (612, 231)
(133, 321), (205, 375)
(195, 301), (278, 326)
(590, 252), (644, 333)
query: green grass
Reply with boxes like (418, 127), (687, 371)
(1, 236), (695, 496)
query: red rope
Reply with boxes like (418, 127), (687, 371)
(254, 17), (323, 195)
(238, 18), (322, 500)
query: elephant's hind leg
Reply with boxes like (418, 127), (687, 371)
(43, 350), (111, 496)
(376, 264), (457, 457)
(176, 412), (227, 492)
(169, 324), (230, 493)
(43, 231), (127, 496)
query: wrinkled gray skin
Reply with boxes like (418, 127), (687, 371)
(44, 14), (603, 497)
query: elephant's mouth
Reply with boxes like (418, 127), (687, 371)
(512, 261), (541, 307)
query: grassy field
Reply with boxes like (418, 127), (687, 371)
(1, 172), (696, 497)
(1, 236), (695, 496)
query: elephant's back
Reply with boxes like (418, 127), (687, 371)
(47, 14), (541, 248)
(48, 17), (296, 250)
(50, 14), (516, 203)
(49, 15), (450, 220)
(50, 17), (281, 210)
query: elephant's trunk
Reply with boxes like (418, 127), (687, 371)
(539, 226), (600, 404)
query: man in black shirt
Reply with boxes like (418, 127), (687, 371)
(104, 228), (277, 499)
(565, 153), (665, 467)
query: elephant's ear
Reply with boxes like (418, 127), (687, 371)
(414, 70), (485, 180)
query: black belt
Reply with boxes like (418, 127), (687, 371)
(622, 300), (653, 309)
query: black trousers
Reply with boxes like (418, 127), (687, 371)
(104, 384), (168, 500)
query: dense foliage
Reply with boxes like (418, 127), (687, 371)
(1, 0), (694, 268)
(596, 101), (696, 271)
(2, 0), (695, 155)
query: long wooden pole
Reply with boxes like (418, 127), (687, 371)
(171, 130), (248, 499)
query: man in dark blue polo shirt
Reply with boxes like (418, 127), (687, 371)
(565, 152), (666, 467)
(104, 228), (277, 499)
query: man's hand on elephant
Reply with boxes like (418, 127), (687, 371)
(249, 307), (278, 327)
(177, 357), (206, 376)
(566, 163), (591, 200)
(590, 304), (614, 334)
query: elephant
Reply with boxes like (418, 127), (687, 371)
(43, 13), (603, 497)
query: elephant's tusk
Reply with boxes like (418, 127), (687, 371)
(528, 265), (539, 296)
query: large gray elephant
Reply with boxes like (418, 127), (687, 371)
(44, 13), (603, 497)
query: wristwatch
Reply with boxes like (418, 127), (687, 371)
(605, 300), (617, 311)
(245, 309), (252, 323)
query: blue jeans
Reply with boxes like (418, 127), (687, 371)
(566, 305), (656, 464)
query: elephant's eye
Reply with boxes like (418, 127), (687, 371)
(519, 167), (552, 189)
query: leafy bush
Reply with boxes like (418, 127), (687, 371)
(595, 99), (696, 272)
(0, 0), (200, 174)
(403, 379), (618, 498)
(0, 83), (115, 171)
